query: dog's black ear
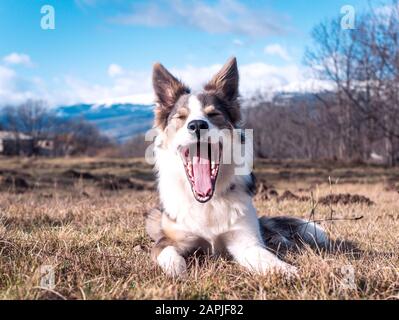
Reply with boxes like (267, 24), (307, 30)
(204, 57), (239, 102)
(152, 63), (190, 129)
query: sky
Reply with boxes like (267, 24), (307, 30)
(0, 0), (377, 107)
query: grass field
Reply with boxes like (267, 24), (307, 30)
(0, 157), (398, 299)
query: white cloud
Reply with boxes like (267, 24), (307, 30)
(264, 44), (291, 61)
(3, 53), (33, 67)
(0, 65), (50, 105)
(75, 0), (104, 8)
(108, 63), (124, 77)
(0, 66), (17, 100)
(0, 59), (331, 107)
(0, 65), (15, 83)
(112, 2), (171, 27)
(168, 62), (301, 96)
(110, 0), (288, 37)
(48, 67), (154, 106)
(374, 3), (399, 17)
(55, 62), (308, 106)
(233, 39), (244, 46)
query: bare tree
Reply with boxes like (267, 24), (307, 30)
(304, 1), (399, 165)
(2, 100), (114, 157)
(54, 118), (113, 156)
(245, 2), (398, 165)
(3, 100), (56, 155)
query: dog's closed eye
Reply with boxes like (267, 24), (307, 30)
(207, 111), (223, 117)
(172, 108), (189, 120)
(204, 106), (222, 118)
(173, 113), (187, 119)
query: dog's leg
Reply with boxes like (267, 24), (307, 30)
(152, 233), (207, 278)
(223, 225), (298, 276)
(152, 237), (188, 278)
(146, 209), (187, 277)
(147, 209), (207, 277)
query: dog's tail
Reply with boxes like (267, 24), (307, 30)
(259, 216), (329, 251)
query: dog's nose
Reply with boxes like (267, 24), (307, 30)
(187, 120), (209, 137)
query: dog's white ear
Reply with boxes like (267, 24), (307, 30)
(152, 63), (190, 129)
(204, 57), (239, 101)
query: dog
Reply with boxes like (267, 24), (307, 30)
(146, 57), (329, 277)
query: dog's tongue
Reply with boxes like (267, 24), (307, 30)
(192, 151), (212, 197)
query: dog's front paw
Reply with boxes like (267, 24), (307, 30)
(157, 246), (187, 278)
(251, 260), (298, 278)
(241, 247), (298, 278)
(271, 261), (299, 278)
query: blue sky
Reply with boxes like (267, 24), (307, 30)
(0, 0), (376, 106)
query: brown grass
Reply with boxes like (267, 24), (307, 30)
(0, 157), (398, 299)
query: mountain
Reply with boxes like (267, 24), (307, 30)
(56, 103), (154, 142)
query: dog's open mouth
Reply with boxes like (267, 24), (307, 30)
(180, 141), (221, 203)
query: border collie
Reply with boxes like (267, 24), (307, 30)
(146, 57), (328, 277)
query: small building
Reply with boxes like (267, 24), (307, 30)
(0, 131), (33, 156)
(0, 131), (53, 156)
(37, 139), (54, 156)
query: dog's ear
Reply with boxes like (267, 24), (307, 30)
(204, 57), (241, 125)
(152, 63), (190, 129)
(204, 57), (239, 102)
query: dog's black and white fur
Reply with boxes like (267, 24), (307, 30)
(146, 57), (328, 277)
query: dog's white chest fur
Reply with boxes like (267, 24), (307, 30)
(168, 190), (252, 240)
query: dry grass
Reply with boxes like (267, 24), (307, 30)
(0, 157), (398, 300)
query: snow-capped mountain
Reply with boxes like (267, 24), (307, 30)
(56, 103), (154, 142)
